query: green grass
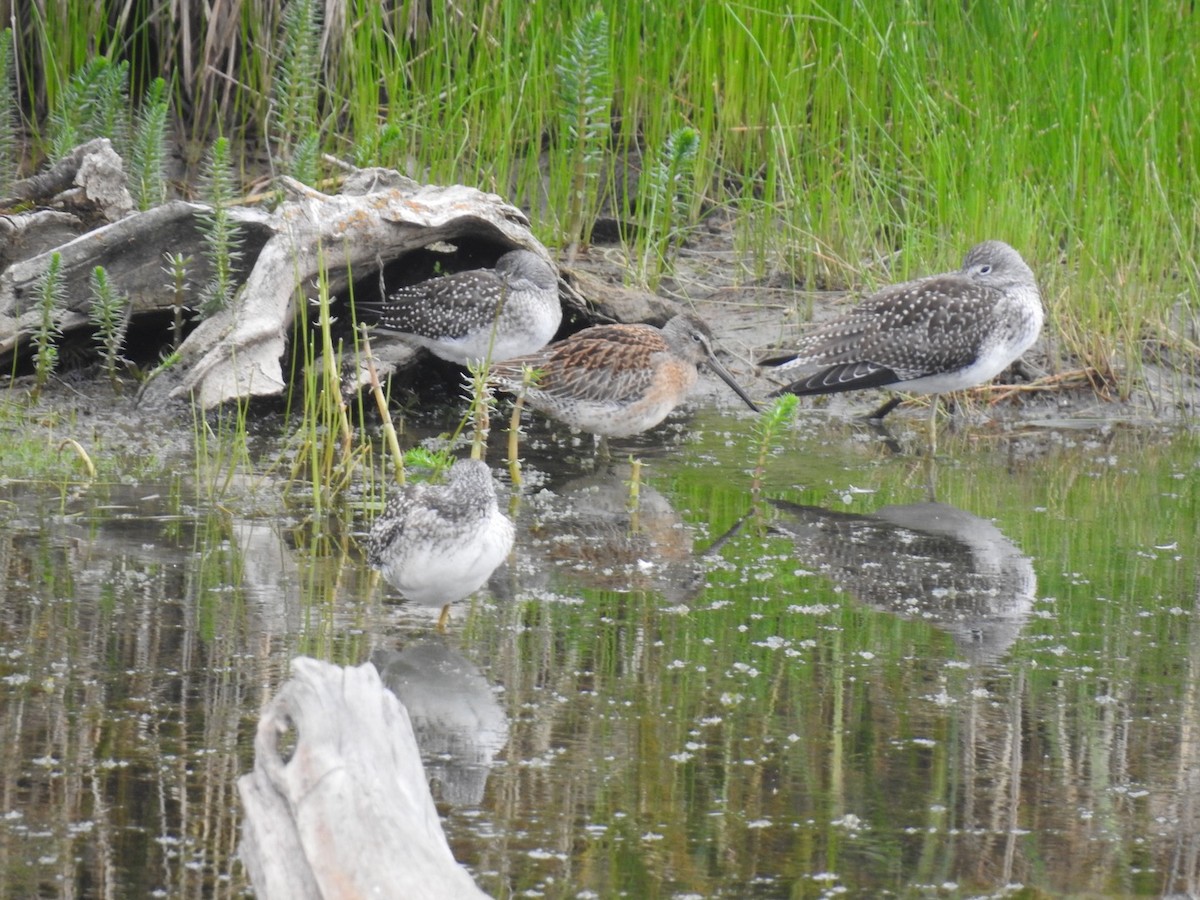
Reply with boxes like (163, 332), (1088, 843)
(1, 2), (1196, 392)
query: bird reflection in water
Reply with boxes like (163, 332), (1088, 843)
(522, 463), (700, 600)
(372, 643), (509, 807)
(770, 500), (1036, 665)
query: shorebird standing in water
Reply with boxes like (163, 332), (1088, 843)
(763, 240), (1043, 443)
(367, 458), (514, 629)
(489, 313), (760, 457)
(356, 249), (561, 366)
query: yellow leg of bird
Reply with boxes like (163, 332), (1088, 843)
(926, 398), (939, 457)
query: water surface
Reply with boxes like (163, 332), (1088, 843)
(1, 406), (1197, 898)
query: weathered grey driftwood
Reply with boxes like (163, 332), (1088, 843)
(0, 201), (274, 356)
(0, 138), (142, 277)
(149, 174), (550, 408)
(238, 656), (490, 900)
(1, 138), (132, 216)
(0, 149), (554, 405)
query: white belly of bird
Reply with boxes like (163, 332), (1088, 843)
(557, 395), (681, 438)
(379, 520), (513, 605)
(891, 344), (1026, 394)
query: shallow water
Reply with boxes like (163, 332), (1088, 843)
(1, 404), (1198, 899)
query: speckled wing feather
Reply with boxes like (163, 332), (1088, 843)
(491, 324), (665, 404)
(777, 274), (997, 389)
(356, 271), (507, 341)
(367, 483), (438, 566)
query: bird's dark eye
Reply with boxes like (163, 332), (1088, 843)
(979, 264), (992, 275)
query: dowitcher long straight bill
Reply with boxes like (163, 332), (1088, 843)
(703, 349), (760, 413)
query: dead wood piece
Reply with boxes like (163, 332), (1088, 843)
(565, 266), (679, 325)
(149, 176), (548, 408)
(238, 656), (490, 900)
(70, 140), (134, 221)
(1, 138), (133, 222)
(0, 211), (88, 274)
(0, 157), (553, 406)
(0, 201), (273, 361)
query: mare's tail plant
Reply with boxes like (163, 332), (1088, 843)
(354, 123), (403, 169)
(162, 252), (191, 350)
(289, 132), (321, 188)
(463, 361), (496, 463)
(198, 137), (243, 318)
(47, 57), (130, 160)
(0, 29), (19, 192)
(636, 126), (700, 287)
(555, 7), (612, 255)
(272, 0), (322, 183)
(130, 77), (170, 210)
(31, 253), (66, 399)
(88, 265), (131, 387)
(750, 394), (798, 511)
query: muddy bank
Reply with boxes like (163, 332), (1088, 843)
(0, 154), (1192, 433)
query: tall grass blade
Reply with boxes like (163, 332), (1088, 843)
(0, 28), (19, 191)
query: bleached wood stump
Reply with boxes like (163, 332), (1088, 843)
(237, 656), (490, 900)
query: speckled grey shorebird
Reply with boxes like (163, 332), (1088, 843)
(764, 240), (1043, 431)
(367, 458), (514, 629)
(490, 313), (760, 456)
(356, 249), (561, 365)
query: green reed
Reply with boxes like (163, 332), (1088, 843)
(2, 1), (1196, 399)
(0, 29), (17, 190)
(284, 257), (362, 519)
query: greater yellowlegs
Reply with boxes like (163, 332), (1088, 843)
(770, 500), (1036, 665)
(367, 458), (514, 628)
(357, 249), (561, 365)
(764, 240), (1043, 424)
(489, 313), (760, 452)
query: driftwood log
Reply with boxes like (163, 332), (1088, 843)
(0, 144), (676, 407)
(0, 156), (555, 407)
(238, 656), (490, 899)
(147, 172), (559, 408)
